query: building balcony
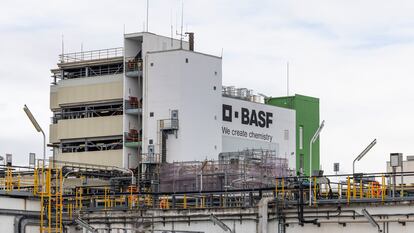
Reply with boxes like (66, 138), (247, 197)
(124, 129), (142, 148)
(55, 150), (123, 167)
(141, 153), (161, 164)
(56, 115), (123, 140)
(125, 58), (143, 78)
(50, 76), (123, 108)
(125, 97), (142, 115)
(160, 119), (179, 131)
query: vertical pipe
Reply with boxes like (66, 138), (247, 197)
(346, 176), (350, 205)
(309, 143), (313, 206)
(401, 161), (404, 197)
(353, 177), (356, 199)
(34, 168), (38, 196)
(55, 169), (58, 233)
(359, 180), (363, 199)
(337, 183), (341, 200)
(40, 163), (44, 233)
(371, 182), (375, 198)
(382, 175), (385, 203)
(47, 166), (51, 233)
(79, 187), (82, 210)
(17, 173), (21, 192)
(129, 186), (133, 210)
(313, 177), (317, 206)
(275, 178), (278, 198)
(59, 169), (63, 233)
(183, 194), (187, 209)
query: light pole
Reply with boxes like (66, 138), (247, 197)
(23, 105), (46, 162)
(352, 139), (377, 174)
(309, 120), (325, 206)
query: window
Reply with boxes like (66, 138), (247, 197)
(149, 139), (153, 144)
(284, 130), (289, 140)
(52, 101), (123, 123)
(61, 137), (123, 153)
(150, 112), (154, 117)
(213, 86), (216, 90)
(150, 63), (154, 67)
(299, 154), (304, 172)
(185, 58), (189, 63)
(299, 126), (304, 150)
(214, 71), (217, 76)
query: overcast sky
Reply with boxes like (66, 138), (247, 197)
(1, 0), (414, 174)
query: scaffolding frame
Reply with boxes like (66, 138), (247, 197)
(159, 149), (289, 192)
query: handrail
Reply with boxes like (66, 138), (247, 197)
(59, 47), (124, 63)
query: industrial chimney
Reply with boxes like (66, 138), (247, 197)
(185, 32), (194, 51)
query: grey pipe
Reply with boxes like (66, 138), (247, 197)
(20, 218), (40, 233)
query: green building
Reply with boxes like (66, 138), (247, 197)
(265, 94), (320, 176)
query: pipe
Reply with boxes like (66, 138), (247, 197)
(258, 197), (273, 233)
(185, 32), (194, 51)
(20, 218), (40, 233)
(14, 215), (24, 233)
(112, 166), (135, 185)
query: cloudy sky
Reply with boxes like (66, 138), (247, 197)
(1, 0), (414, 174)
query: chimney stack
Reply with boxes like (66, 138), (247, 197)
(186, 32), (194, 51)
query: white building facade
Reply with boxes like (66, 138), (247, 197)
(50, 32), (296, 171)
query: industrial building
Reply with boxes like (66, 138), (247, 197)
(0, 31), (362, 233)
(48, 31), (317, 182)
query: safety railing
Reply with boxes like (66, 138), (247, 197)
(3, 163), (414, 220)
(159, 119), (179, 130)
(125, 57), (143, 72)
(125, 97), (142, 110)
(141, 153), (161, 164)
(59, 47), (124, 63)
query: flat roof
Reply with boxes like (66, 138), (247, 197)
(147, 48), (221, 59)
(124, 31), (189, 44)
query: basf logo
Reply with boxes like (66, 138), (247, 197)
(221, 97), (296, 169)
(222, 104), (273, 128)
(221, 99), (276, 143)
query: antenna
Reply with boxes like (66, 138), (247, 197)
(287, 61), (289, 96)
(61, 34), (64, 63)
(176, 1), (187, 49)
(180, 0), (184, 49)
(146, 0), (149, 32)
(170, 8), (173, 47)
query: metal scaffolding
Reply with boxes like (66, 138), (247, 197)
(159, 149), (289, 192)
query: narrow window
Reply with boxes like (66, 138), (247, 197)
(300, 154), (304, 172)
(299, 126), (304, 150)
(284, 130), (289, 140)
